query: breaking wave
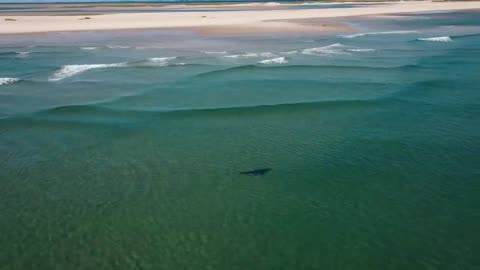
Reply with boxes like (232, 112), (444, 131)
(224, 52), (277, 59)
(146, 57), (177, 65)
(48, 57), (178, 81)
(49, 63), (128, 81)
(302, 43), (349, 55)
(0, 77), (19, 85)
(417, 36), (453, 42)
(257, 57), (288, 65)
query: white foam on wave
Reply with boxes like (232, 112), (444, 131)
(224, 52), (276, 59)
(204, 51), (227, 55)
(148, 57), (176, 63)
(264, 2), (281, 6)
(342, 30), (419, 38)
(81, 47), (98, 50)
(280, 50), (299, 55)
(49, 63), (127, 81)
(106, 45), (131, 49)
(145, 57), (177, 66)
(301, 43), (375, 55)
(257, 57), (288, 65)
(0, 77), (19, 85)
(417, 36), (452, 42)
(302, 43), (350, 55)
(346, 48), (376, 52)
(282, 50), (299, 55)
(15, 52), (31, 58)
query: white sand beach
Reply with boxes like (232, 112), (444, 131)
(1, 1), (480, 34)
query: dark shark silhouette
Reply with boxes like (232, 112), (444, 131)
(240, 168), (271, 176)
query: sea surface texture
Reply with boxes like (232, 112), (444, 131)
(1, 11), (480, 270)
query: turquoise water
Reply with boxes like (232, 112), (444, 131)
(1, 12), (480, 270)
(0, 3), (360, 14)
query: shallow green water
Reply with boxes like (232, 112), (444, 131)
(1, 12), (480, 270)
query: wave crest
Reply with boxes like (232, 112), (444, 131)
(302, 43), (350, 55)
(106, 45), (131, 49)
(15, 52), (31, 58)
(224, 52), (276, 59)
(342, 30), (419, 39)
(347, 48), (376, 52)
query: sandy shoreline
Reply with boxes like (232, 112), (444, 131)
(1, 1), (480, 35)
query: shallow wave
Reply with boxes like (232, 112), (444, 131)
(452, 33), (480, 40)
(347, 48), (376, 52)
(195, 63), (417, 78)
(49, 63), (127, 81)
(81, 47), (99, 50)
(302, 43), (349, 55)
(224, 52), (276, 59)
(144, 57), (177, 66)
(417, 36), (453, 42)
(0, 52), (17, 57)
(32, 98), (379, 121)
(342, 30), (419, 39)
(302, 43), (351, 55)
(257, 57), (288, 65)
(0, 77), (19, 86)
(280, 50), (299, 55)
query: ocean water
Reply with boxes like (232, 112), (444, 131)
(1, 11), (480, 270)
(0, 0), (320, 4)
